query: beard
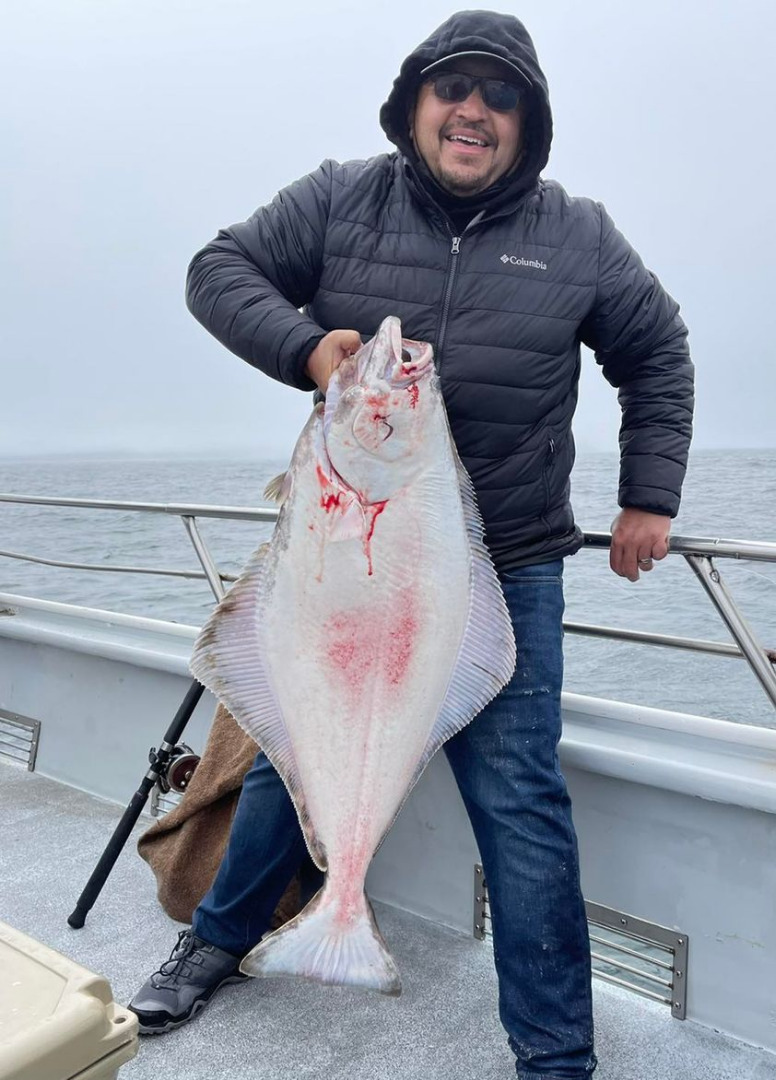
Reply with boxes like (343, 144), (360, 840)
(432, 159), (498, 196)
(434, 164), (492, 195)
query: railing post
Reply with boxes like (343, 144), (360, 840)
(180, 516), (226, 602)
(685, 554), (776, 711)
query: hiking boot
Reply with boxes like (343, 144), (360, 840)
(128, 929), (248, 1034)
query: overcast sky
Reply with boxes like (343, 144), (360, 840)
(2, 0), (774, 460)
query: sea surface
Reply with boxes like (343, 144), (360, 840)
(1, 449), (775, 729)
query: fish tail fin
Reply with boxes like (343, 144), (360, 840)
(239, 884), (401, 996)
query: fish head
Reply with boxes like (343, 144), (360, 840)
(324, 317), (437, 501)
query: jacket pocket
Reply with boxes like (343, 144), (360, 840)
(540, 437), (557, 526)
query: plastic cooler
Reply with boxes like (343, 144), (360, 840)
(0, 920), (138, 1080)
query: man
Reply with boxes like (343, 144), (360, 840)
(129, 10), (693, 1077)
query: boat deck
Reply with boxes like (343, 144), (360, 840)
(3, 762), (775, 1080)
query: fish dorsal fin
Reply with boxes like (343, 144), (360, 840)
(189, 542), (326, 869)
(264, 471), (292, 505)
(376, 456), (517, 850)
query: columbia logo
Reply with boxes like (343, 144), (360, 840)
(500, 253), (548, 271)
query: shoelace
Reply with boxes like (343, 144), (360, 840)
(151, 930), (205, 987)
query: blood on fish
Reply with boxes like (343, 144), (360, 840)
(321, 492), (343, 512)
(332, 833), (375, 915)
(315, 464), (388, 575)
(363, 500), (387, 575)
(407, 384), (419, 409)
(328, 636), (357, 669)
(316, 463), (345, 514)
(324, 591), (418, 699)
(385, 612), (417, 684)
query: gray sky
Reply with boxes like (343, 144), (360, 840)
(2, 0), (775, 460)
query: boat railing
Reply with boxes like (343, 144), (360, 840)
(1, 493), (775, 714)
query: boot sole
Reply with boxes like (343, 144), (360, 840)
(134, 973), (248, 1035)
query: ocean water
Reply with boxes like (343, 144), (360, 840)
(1, 449), (775, 729)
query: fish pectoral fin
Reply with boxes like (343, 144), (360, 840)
(240, 886), (401, 996)
(264, 470), (292, 505)
(326, 495), (366, 542)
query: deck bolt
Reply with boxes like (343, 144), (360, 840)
(677, 938), (684, 945)
(675, 970), (683, 978)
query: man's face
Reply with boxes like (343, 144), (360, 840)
(410, 57), (525, 196)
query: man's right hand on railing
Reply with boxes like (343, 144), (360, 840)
(610, 508), (671, 582)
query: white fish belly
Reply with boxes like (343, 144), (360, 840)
(262, 468), (472, 887)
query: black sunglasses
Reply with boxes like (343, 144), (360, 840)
(429, 72), (523, 112)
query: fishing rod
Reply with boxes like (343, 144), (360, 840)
(67, 678), (204, 929)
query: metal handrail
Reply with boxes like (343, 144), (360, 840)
(2, 493), (774, 558)
(0, 547), (238, 584)
(0, 493), (279, 523)
(1, 492), (775, 711)
(564, 621), (757, 659)
(584, 530), (776, 564)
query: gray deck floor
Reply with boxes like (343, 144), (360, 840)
(2, 762), (776, 1080)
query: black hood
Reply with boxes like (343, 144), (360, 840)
(379, 10), (553, 199)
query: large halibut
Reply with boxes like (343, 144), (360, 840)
(190, 315), (516, 995)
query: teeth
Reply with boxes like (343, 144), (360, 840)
(449, 135), (486, 146)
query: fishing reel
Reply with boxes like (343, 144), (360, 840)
(149, 743), (200, 794)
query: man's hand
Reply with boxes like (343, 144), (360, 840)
(305, 329), (362, 394)
(609, 507), (671, 581)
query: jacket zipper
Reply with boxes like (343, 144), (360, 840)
(436, 233), (462, 365)
(433, 205), (489, 366)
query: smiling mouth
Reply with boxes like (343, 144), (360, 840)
(445, 134), (490, 149)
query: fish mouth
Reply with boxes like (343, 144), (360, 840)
(390, 339), (433, 383)
(355, 316), (434, 386)
(323, 317), (434, 448)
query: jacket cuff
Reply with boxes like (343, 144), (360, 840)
(279, 324), (329, 391)
(619, 488), (680, 519)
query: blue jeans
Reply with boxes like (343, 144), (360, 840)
(193, 559), (596, 1078)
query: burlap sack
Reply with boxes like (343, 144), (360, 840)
(137, 703), (302, 930)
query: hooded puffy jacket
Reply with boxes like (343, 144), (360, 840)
(186, 10), (694, 572)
